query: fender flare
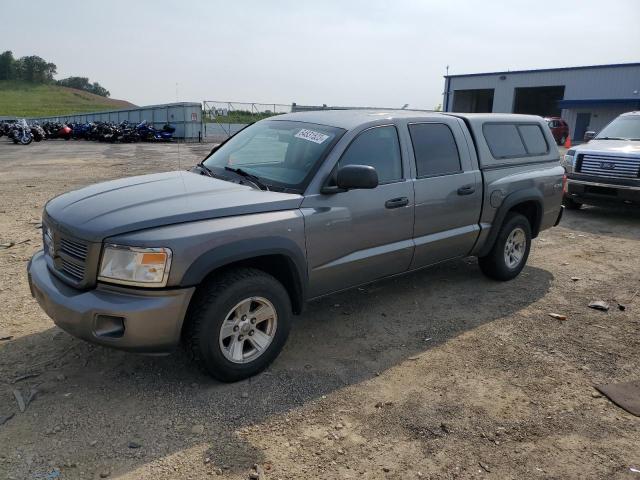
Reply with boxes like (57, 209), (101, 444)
(477, 188), (543, 257)
(180, 236), (308, 308)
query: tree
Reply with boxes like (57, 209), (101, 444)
(15, 55), (56, 83)
(0, 50), (16, 80)
(89, 82), (110, 97)
(57, 76), (91, 90)
(0, 51), (109, 96)
(57, 76), (110, 97)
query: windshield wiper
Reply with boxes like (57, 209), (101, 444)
(224, 166), (269, 190)
(195, 162), (216, 177)
(597, 137), (628, 140)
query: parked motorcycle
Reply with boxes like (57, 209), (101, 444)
(137, 120), (175, 142)
(0, 120), (18, 138)
(30, 123), (46, 142)
(8, 120), (33, 145)
(41, 122), (72, 140)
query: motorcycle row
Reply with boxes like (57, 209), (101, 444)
(0, 119), (176, 145)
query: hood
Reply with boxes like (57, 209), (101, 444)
(45, 171), (303, 242)
(574, 140), (640, 157)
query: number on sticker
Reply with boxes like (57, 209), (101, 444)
(294, 129), (330, 144)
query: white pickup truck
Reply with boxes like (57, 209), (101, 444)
(562, 111), (640, 209)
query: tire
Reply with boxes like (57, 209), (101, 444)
(183, 268), (292, 382)
(479, 213), (532, 281)
(563, 197), (582, 210)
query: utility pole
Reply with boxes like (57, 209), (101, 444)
(443, 65), (450, 112)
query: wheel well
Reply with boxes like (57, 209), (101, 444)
(198, 254), (304, 315)
(509, 201), (542, 238)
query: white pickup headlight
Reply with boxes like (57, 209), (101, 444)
(98, 245), (172, 287)
(562, 150), (575, 172)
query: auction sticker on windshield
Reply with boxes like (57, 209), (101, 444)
(294, 129), (330, 144)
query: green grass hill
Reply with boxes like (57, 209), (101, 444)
(0, 81), (136, 117)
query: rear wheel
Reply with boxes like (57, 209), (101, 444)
(479, 213), (531, 281)
(563, 196), (582, 210)
(183, 268), (292, 382)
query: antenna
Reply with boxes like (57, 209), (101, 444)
(175, 82), (182, 171)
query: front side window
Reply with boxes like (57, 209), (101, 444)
(203, 120), (344, 191)
(409, 123), (461, 177)
(338, 125), (402, 184)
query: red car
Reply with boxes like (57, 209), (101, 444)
(545, 117), (569, 145)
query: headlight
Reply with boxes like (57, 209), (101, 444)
(98, 244), (172, 287)
(562, 149), (576, 172)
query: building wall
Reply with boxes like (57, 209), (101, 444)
(444, 64), (640, 142)
(562, 104), (638, 136)
(445, 64), (640, 113)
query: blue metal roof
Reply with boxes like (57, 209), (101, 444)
(445, 62), (640, 78)
(557, 98), (640, 108)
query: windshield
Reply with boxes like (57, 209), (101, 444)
(203, 120), (344, 191)
(596, 116), (640, 140)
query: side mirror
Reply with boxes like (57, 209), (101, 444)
(584, 131), (596, 142)
(336, 164), (378, 190)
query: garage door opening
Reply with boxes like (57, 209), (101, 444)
(452, 89), (494, 113)
(513, 86), (565, 117)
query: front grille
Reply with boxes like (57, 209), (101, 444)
(61, 258), (85, 280)
(60, 238), (88, 261)
(43, 220), (94, 287)
(577, 154), (640, 179)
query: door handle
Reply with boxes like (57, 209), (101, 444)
(457, 185), (475, 196)
(385, 197), (409, 209)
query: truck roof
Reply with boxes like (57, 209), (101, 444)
(272, 109), (546, 130)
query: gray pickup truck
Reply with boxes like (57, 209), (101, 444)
(28, 110), (564, 381)
(562, 111), (640, 209)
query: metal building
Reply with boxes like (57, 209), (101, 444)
(27, 102), (203, 140)
(443, 62), (640, 142)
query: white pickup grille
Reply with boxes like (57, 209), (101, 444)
(578, 154), (640, 179)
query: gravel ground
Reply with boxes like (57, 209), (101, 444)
(0, 141), (639, 480)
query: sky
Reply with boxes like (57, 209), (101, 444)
(6, 0), (640, 109)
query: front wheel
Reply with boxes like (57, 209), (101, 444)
(183, 268), (292, 382)
(479, 213), (532, 281)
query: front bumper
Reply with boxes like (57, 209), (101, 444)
(566, 178), (640, 206)
(27, 250), (195, 354)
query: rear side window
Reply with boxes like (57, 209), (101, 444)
(339, 125), (402, 184)
(408, 123), (461, 177)
(483, 124), (526, 158)
(483, 123), (549, 159)
(519, 125), (548, 155)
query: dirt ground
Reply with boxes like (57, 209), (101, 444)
(0, 141), (639, 480)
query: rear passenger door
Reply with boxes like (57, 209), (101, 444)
(408, 119), (482, 268)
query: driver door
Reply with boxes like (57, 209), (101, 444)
(301, 125), (415, 298)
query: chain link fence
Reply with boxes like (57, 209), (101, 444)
(201, 100), (413, 141)
(202, 101), (292, 141)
